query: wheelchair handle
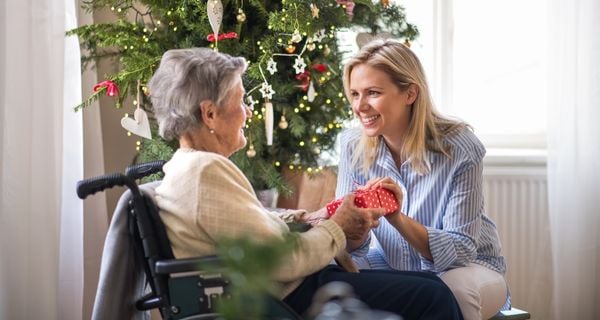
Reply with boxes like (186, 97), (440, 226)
(76, 173), (130, 199)
(125, 160), (166, 180)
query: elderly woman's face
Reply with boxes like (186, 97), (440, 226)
(213, 76), (251, 156)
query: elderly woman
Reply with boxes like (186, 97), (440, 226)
(148, 47), (463, 319)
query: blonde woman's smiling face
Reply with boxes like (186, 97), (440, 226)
(349, 64), (414, 143)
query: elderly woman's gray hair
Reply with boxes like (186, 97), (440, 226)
(148, 47), (247, 140)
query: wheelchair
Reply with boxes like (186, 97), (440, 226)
(77, 160), (301, 320)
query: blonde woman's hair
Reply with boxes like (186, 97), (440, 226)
(342, 39), (467, 175)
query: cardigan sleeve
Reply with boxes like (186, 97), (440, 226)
(195, 157), (347, 282)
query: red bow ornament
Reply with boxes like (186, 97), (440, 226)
(207, 31), (238, 42)
(311, 63), (328, 73)
(295, 70), (311, 91)
(93, 80), (120, 97)
(336, 0), (356, 20)
(326, 187), (399, 217)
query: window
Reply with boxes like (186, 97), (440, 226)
(401, 0), (548, 148)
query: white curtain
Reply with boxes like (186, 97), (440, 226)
(0, 0), (83, 319)
(547, 1), (600, 319)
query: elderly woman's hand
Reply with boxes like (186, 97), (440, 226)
(330, 194), (386, 241)
(301, 208), (330, 227)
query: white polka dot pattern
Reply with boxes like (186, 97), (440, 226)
(326, 187), (399, 217)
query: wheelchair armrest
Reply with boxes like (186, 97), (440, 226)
(155, 256), (224, 275)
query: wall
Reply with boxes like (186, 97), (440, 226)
(79, 6), (138, 319)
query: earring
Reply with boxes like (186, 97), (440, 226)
(209, 128), (215, 134)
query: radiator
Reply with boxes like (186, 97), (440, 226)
(483, 163), (551, 319)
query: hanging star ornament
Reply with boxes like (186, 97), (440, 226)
(293, 56), (307, 74)
(259, 82), (275, 100)
(246, 95), (257, 110)
(312, 29), (327, 43)
(266, 58), (277, 75)
(310, 3), (320, 18)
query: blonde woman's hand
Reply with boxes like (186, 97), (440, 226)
(372, 177), (405, 219)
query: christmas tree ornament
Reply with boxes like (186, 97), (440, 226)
(311, 63), (328, 73)
(278, 115), (288, 129)
(207, 0), (223, 43)
(307, 42), (316, 51)
(120, 81), (152, 139)
(246, 144), (256, 158)
(266, 58), (277, 75)
(307, 81), (316, 102)
(312, 29), (326, 42)
(121, 108), (152, 139)
(264, 101), (274, 145)
(246, 95), (257, 110)
(310, 3), (320, 18)
(285, 44), (296, 53)
(93, 80), (119, 97)
(293, 56), (307, 74)
(207, 31), (238, 42)
(236, 8), (246, 23)
(291, 29), (302, 43)
(259, 82), (275, 100)
(295, 71), (310, 91)
(336, 0), (356, 20)
(323, 45), (331, 56)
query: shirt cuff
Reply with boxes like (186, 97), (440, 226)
(421, 227), (457, 272)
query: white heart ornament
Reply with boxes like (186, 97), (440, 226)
(207, 0), (223, 39)
(121, 108), (152, 139)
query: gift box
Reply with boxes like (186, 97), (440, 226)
(326, 187), (399, 217)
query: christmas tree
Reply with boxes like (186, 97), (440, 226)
(68, 0), (418, 193)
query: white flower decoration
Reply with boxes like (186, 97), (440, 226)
(266, 58), (277, 75)
(259, 82), (275, 100)
(293, 56), (307, 74)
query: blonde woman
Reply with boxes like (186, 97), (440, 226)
(337, 39), (508, 320)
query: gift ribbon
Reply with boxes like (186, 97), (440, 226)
(93, 80), (119, 97)
(207, 31), (238, 42)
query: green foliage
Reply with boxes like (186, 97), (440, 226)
(202, 233), (299, 319)
(68, 0), (418, 191)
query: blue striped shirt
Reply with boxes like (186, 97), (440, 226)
(336, 127), (507, 276)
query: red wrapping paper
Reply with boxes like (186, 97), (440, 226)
(326, 187), (399, 217)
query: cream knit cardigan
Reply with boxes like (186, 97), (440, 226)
(155, 149), (347, 298)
